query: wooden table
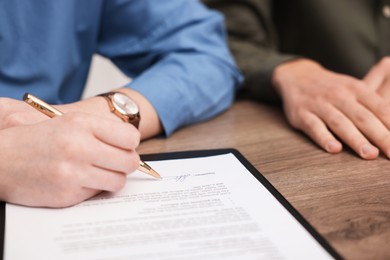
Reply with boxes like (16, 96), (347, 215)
(138, 99), (390, 260)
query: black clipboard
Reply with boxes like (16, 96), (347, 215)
(0, 148), (342, 259)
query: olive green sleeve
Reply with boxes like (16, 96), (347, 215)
(203, 0), (297, 103)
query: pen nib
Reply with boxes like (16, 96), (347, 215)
(149, 168), (162, 179)
(138, 161), (162, 179)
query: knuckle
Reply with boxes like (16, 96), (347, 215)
(0, 97), (13, 108)
(122, 125), (141, 149)
(330, 88), (352, 103)
(51, 161), (73, 182)
(47, 165), (87, 208)
(126, 152), (140, 173)
(326, 114), (344, 130)
(381, 134), (390, 145)
(63, 113), (88, 128)
(377, 103), (390, 117)
(341, 78), (366, 94)
(130, 129), (141, 148)
(56, 134), (88, 159)
(300, 114), (317, 130)
(288, 113), (301, 129)
(287, 108), (306, 130)
(56, 137), (77, 157)
(354, 111), (370, 125)
(2, 113), (25, 127)
(379, 56), (390, 67)
(111, 175), (127, 192)
(54, 194), (83, 208)
(287, 113), (300, 129)
(329, 89), (347, 103)
(51, 194), (77, 208)
(0, 98), (8, 112)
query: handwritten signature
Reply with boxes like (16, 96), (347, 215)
(162, 172), (216, 182)
(163, 174), (191, 182)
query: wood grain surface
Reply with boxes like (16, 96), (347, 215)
(138, 99), (390, 260)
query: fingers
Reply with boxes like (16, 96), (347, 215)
(53, 113), (141, 192)
(277, 59), (390, 159)
(322, 101), (380, 159)
(293, 110), (342, 153)
(358, 91), (390, 130)
(92, 117), (141, 150)
(295, 104), (379, 159)
(88, 141), (140, 174)
(274, 59), (380, 159)
(76, 113), (141, 173)
(0, 110), (141, 207)
(61, 112), (141, 150)
(79, 166), (128, 192)
(64, 113), (141, 182)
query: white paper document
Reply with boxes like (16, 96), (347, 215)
(4, 153), (336, 259)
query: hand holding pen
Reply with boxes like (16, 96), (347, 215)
(23, 93), (161, 179)
(0, 95), (146, 207)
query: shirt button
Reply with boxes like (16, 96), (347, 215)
(383, 5), (390, 18)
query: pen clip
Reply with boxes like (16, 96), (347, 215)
(23, 93), (63, 118)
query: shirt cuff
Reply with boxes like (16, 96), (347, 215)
(126, 75), (189, 137)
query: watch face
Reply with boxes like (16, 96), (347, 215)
(112, 92), (139, 115)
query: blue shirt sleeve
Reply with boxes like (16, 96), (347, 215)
(97, 0), (243, 136)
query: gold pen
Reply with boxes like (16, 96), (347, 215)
(23, 93), (161, 179)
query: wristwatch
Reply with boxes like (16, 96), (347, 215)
(98, 92), (140, 128)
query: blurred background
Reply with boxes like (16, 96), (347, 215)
(82, 55), (130, 99)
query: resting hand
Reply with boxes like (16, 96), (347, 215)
(0, 113), (140, 208)
(272, 58), (390, 159)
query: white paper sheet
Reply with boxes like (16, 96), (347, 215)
(4, 153), (334, 259)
